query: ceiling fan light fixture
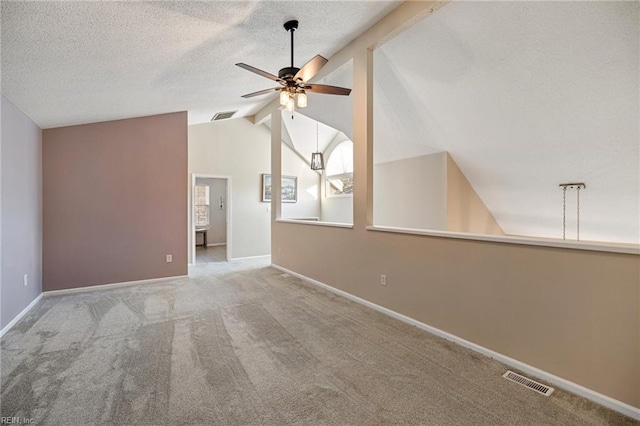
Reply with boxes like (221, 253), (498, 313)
(279, 90), (289, 106)
(296, 91), (307, 108)
(285, 96), (295, 113)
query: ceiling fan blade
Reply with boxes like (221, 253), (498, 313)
(304, 84), (351, 96)
(236, 63), (284, 83)
(241, 87), (282, 98)
(294, 55), (328, 82)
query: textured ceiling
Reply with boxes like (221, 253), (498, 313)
(0, 1), (399, 128)
(374, 1), (639, 243)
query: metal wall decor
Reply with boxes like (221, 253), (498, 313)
(559, 182), (586, 241)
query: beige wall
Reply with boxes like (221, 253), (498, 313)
(320, 134), (354, 224)
(372, 152), (503, 235)
(446, 153), (504, 235)
(266, 1), (640, 409)
(320, 193), (353, 224)
(281, 142), (321, 220)
(188, 118), (317, 262)
(189, 119), (271, 261)
(272, 223), (639, 407)
(43, 112), (188, 291)
(374, 152), (447, 230)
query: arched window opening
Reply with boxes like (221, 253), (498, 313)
(326, 140), (354, 197)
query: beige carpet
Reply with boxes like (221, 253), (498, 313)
(1, 258), (637, 425)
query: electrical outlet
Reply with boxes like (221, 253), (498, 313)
(166, 254), (173, 263)
(380, 274), (387, 286)
(23, 274), (28, 287)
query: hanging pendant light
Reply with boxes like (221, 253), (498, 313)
(311, 152), (324, 170)
(310, 120), (324, 170)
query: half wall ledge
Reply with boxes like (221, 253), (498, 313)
(366, 226), (640, 256)
(277, 219), (354, 229)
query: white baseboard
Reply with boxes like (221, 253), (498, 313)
(230, 254), (271, 262)
(0, 293), (43, 338)
(271, 264), (640, 421)
(207, 243), (226, 247)
(43, 275), (188, 297)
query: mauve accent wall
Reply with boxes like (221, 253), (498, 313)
(43, 112), (187, 291)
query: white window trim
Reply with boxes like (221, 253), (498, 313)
(325, 171), (354, 198)
(324, 137), (354, 198)
(194, 184), (210, 227)
(325, 173), (354, 198)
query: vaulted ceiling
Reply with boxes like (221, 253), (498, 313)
(373, 1), (639, 243)
(282, 113), (340, 162)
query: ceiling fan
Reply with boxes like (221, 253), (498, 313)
(236, 20), (351, 114)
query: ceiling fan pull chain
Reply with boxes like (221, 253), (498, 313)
(290, 25), (294, 67)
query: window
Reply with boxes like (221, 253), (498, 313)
(326, 140), (354, 196)
(194, 184), (210, 226)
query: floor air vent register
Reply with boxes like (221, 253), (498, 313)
(502, 370), (555, 396)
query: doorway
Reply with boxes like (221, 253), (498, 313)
(192, 174), (231, 264)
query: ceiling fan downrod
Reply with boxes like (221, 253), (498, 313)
(279, 20), (300, 80)
(284, 20), (298, 68)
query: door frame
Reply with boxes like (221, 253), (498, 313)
(191, 174), (232, 263)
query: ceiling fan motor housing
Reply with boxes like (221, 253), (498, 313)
(283, 20), (298, 32)
(278, 67), (300, 80)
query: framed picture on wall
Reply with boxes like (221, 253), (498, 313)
(262, 174), (297, 203)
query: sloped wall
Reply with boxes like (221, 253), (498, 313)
(372, 151), (503, 235)
(446, 153), (504, 235)
(373, 1), (639, 244)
